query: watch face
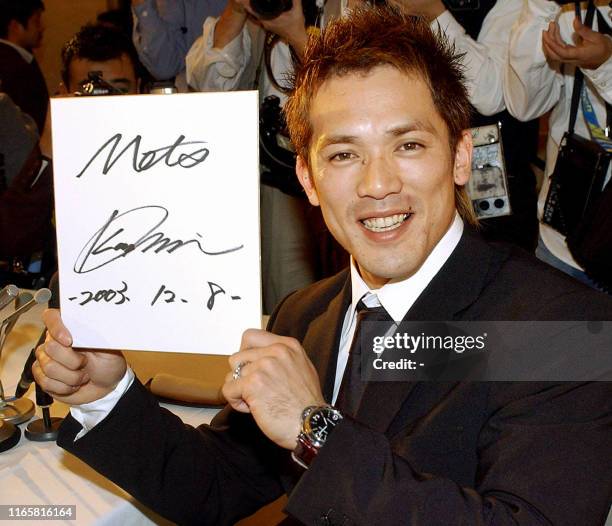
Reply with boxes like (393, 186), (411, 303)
(305, 407), (342, 446)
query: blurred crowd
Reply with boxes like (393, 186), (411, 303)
(1, 0), (611, 301)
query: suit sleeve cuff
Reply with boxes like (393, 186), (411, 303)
(285, 417), (380, 525)
(69, 367), (135, 440)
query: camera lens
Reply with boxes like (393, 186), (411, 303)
(250, 0), (293, 19)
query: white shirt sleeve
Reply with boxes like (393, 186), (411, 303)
(185, 17), (252, 91)
(505, 0), (564, 121)
(70, 367), (135, 440)
(582, 42), (612, 105)
(432, 1), (523, 116)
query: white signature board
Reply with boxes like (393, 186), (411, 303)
(51, 91), (261, 354)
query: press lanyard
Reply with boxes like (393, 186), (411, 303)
(580, 88), (612, 152)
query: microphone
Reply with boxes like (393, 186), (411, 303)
(14, 330), (46, 399)
(0, 292), (38, 426)
(0, 284), (19, 311)
(0, 291), (33, 352)
(48, 272), (59, 309)
(2, 291), (33, 337)
(18, 274), (60, 399)
(25, 273), (62, 442)
(1, 288), (51, 327)
(32, 274), (59, 406)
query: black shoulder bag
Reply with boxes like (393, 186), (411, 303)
(542, 0), (612, 291)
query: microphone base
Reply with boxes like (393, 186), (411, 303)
(25, 417), (62, 442)
(0, 419), (21, 452)
(0, 397), (35, 425)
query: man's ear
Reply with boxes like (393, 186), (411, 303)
(8, 19), (24, 37)
(296, 155), (320, 207)
(453, 129), (472, 187)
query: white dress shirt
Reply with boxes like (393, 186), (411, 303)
(332, 213), (464, 403)
(432, 1), (524, 116)
(132, 0), (225, 91)
(185, 16), (293, 102)
(505, 0), (612, 269)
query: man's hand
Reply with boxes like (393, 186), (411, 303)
(543, 18), (612, 70)
(33, 309), (127, 405)
(387, 0), (445, 21)
(222, 329), (326, 450)
(257, 0), (308, 57)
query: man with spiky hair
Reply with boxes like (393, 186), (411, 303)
(0, 0), (48, 132)
(36, 5), (612, 526)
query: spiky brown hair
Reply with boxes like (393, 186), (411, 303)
(284, 4), (477, 225)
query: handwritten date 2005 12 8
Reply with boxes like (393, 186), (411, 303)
(68, 281), (241, 311)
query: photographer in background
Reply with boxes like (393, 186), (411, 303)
(392, 0), (540, 252)
(131, 0), (226, 92)
(60, 23), (140, 95)
(38, 24), (141, 173)
(185, 0), (337, 313)
(505, 0), (612, 289)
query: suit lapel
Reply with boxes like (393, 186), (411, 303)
(302, 275), (352, 403)
(355, 229), (504, 433)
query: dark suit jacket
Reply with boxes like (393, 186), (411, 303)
(57, 230), (612, 525)
(0, 42), (49, 132)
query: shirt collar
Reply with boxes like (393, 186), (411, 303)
(349, 212), (464, 321)
(0, 39), (33, 63)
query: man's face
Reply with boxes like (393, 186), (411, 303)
(297, 65), (472, 289)
(66, 54), (137, 94)
(15, 9), (44, 50)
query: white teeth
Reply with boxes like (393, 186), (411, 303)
(362, 213), (410, 232)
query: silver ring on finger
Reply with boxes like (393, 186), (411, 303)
(232, 361), (249, 381)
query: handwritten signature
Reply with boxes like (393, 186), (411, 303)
(74, 205), (243, 274)
(76, 133), (209, 178)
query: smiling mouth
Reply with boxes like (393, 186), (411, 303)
(361, 213), (412, 232)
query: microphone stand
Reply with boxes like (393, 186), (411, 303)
(25, 382), (62, 442)
(0, 319), (23, 452)
(0, 289), (51, 451)
(0, 321), (35, 426)
(0, 417), (20, 453)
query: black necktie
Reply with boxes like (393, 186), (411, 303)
(336, 297), (392, 417)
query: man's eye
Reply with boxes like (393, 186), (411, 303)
(329, 152), (355, 162)
(398, 142), (422, 151)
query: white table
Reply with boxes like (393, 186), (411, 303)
(0, 302), (221, 526)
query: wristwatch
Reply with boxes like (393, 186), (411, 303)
(291, 405), (343, 469)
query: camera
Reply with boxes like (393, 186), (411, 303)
(75, 71), (124, 96)
(250, 0), (293, 20)
(259, 95), (304, 197)
(466, 123), (512, 219)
